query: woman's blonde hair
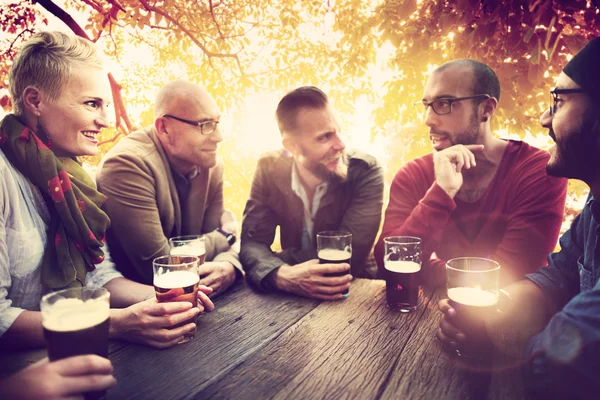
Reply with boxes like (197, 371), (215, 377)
(8, 31), (104, 115)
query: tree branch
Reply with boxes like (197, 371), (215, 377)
(78, 0), (103, 14)
(137, 0), (245, 75)
(108, 73), (134, 133)
(209, 0), (225, 40)
(36, 0), (91, 40)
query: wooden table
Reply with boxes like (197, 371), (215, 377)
(0, 279), (528, 399)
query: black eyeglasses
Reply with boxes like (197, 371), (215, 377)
(549, 88), (587, 116)
(415, 94), (491, 115)
(163, 114), (219, 135)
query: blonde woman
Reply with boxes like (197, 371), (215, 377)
(0, 31), (213, 350)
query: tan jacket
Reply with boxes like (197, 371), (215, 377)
(96, 126), (241, 285)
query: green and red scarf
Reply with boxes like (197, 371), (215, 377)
(0, 114), (110, 290)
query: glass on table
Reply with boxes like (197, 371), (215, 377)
(446, 257), (500, 360)
(41, 287), (110, 400)
(383, 236), (421, 313)
(316, 230), (352, 296)
(153, 255), (200, 344)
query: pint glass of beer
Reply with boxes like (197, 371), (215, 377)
(169, 235), (206, 265)
(316, 231), (352, 296)
(153, 255), (200, 344)
(41, 287), (110, 400)
(446, 257), (500, 360)
(383, 236), (421, 312)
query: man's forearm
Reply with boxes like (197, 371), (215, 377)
(266, 265), (293, 292)
(103, 277), (154, 308)
(488, 279), (554, 357)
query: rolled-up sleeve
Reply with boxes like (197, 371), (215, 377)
(84, 244), (123, 289)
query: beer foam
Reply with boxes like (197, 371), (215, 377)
(318, 249), (351, 261)
(154, 270), (199, 289)
(43, 298), (109, 332)
(170, 242), (205, 256)
(384, 260), (421, 273)
(448, 287), (498, 307)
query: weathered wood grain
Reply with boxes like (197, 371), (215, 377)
(0, 279), (528, 400)
(108, 281), (320, 399)
(197, 279), (435, 400)
(380, 289), (526, 400)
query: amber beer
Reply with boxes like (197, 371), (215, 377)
(170, 242), (207, 265)
(153, 255), (200, 344)
(385, 260), (420, 312)
(41, 288), (110, 400)
(169, 236), (207, 277)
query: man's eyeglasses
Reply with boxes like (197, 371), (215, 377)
(163, 114), (219, 135)
(414, 94), (491, 115)
(549, 88), (586, 116)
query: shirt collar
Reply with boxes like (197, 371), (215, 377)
(291, 162), (328, 195)
(588, 195), (600, 221)
(170, 164), (199, 184)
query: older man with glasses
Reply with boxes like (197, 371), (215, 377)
(374, 59), (567, 287)
(96, 80), (242, 296)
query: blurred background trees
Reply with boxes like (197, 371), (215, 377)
(1, 0), (599, 229)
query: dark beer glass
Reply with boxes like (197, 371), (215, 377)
(316, 231), (352, 296)
(446, 257), (500, 360)
(383, 236), (421, 312)
(41, 287), (110, 400)
(153, 255), (200, 344)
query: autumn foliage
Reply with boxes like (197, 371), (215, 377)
(1, 0), (599, 223)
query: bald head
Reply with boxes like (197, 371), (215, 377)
(434, 59), (501, 102)
(154, 80), (218, 120)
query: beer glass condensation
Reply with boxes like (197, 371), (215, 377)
(316, 231), (352, 296)
(446, 257), (500, 360)
(153, 255), (200, 344)
(41, 287), (110, 400)
(383, 236), (421, 312)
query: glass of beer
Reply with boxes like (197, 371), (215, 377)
(316, 231), (352, 296)
(446, 257), (500, 360)
(169, 235), (206, 265)
(153, 255), (200, 344)
(383, 236), (421, 312)
(41, 287), (110, 400)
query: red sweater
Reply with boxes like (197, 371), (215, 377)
(374, 140), (567, 287)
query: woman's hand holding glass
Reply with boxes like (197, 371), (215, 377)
(109, 285), (214, 349)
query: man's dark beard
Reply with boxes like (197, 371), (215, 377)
(546, 114), (600, 181)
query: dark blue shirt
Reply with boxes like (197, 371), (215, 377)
(525, 194), (600, 397)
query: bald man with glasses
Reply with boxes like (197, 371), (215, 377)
(374, 59), (567, 287)
(96, 80), (242, 296)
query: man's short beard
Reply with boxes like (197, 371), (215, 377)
(315, 153), (349, 183)
(451, 111), (481, 146)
